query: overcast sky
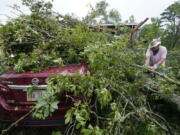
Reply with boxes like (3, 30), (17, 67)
(0, 0), (178, 24)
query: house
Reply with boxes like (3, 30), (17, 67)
(88, 23), (140, 40)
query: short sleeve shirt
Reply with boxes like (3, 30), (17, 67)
(145, 46), (167, 66)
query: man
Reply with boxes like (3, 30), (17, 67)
(145, 39), (167, 71)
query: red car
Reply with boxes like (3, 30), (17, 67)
(0, 63), (89, 127)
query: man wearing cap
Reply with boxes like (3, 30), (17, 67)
(145, 39), (167, 71)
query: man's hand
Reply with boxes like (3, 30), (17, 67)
(148, 66), (157, 70)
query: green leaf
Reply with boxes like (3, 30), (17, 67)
(51, 101), (59, 110)
(65, 108), (75, 124)
(51, 131), (62, 135)
(81, 129), (92, 135)
(96, 88), (112, 108)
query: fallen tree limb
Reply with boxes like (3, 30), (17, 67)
(148, 111), (173, 135)
(144, 85), (180, 112)
(132, 64), (180, 114)
(0, 108), (34, 135)
(133, 64), (180, 86)
(133, 64), (180, 112)
(165, 94), (180, 112)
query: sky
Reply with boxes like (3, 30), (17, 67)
(0, 0), (178, 24)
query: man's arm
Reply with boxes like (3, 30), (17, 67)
(144, 49), (151, 66)
(148, 58), (166, 70)
(154, 58), (166, 68)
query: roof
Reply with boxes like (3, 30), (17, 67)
(93, 23), (138, 27)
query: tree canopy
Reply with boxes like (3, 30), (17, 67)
(0, 0), (112, 72)
(161, 1), (180, 48)
(83, 0), (121, 25)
